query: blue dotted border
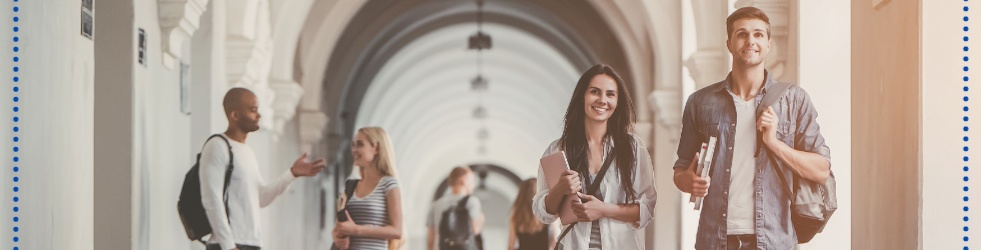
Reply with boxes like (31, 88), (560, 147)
(11, 0), (20, 249)
(966, 1), (973, 249)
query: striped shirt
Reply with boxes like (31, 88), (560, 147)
(347, 176), (400, 249)
(588, 173), (605, 249)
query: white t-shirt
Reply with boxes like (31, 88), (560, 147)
(727, 91), (757, 235)
(427, 193), (483, 250)
(199, 135), (297, 250)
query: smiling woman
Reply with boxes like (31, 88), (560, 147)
(533, 64), (658, 249)
(333, 127), (404, 250)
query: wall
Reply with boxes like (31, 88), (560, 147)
(851, 0), (922, 249)
(797, 0), (851, 248)
(922, 0), (981, 249)
(0, 0), (96, 249)
(133, 0), (195, 249)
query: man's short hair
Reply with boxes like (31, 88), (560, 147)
(447, 166), (473, 186)
(222, 87), (254, 116)
(726, 6), (771, 40)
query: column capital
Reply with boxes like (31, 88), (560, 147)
(159, 0), (210, 69)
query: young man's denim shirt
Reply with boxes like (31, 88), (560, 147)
(673, 70), (831, 250)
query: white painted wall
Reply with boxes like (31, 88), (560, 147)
(796, 0), (851, 248)
(922, 0), (981, 248)
(0, 0), (94, 249)
(131, 1), (197, 249)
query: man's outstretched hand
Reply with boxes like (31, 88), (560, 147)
(290, 152), (326, 177)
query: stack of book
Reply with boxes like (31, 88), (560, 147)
(690, 136), (717, 210)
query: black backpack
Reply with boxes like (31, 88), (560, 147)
(439, 195), (478, 250)
(177, 134), (234, 244)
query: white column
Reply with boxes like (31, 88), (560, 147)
(225, 0), (277, 131)
(299, 110), (329, 154)
(687, 0), (730, 89)
(159, 0), (210, 69)
(269, 80), (304, 140)
(267, 0), (315, 142)
(95, 1), (136, 249)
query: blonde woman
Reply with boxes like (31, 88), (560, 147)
(332, 127), (404, 250)
(508, 178), (558, 250)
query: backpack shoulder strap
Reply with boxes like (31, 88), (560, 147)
(757, 82), (793, 117)
(203, 134), (235, 222)
(343, 179), (360, 208)
(755, 82), (794, 157)
(767, 156), (796, 202)
(585, 148), (617, 197)
(457, 195), (471, 208)
(752, 83), (798, 201)
(554, 146), (617, 249)
(207, 134), (234, 196)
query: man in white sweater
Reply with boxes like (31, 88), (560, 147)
(200, 87), (326, 250)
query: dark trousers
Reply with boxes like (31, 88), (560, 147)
(206, 244), (260, 250)
(726, 234), (757, 250)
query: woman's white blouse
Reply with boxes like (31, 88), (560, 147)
(532, 134), (658, 249)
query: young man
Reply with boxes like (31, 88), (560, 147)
(427, 166), (486, 250)
(673, 7), (832, 250)
(201, 88), (326, 250)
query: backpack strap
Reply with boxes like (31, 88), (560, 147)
(580, 150), (617, 200)
(456, 195), (473, 233)
(751, 83), (798, 201)
(342, 179), (360, 209)
(554, 146), (617, 249)
(767, 155), (797, 203)
(457, 195), (471, 207)
(200, 134), (234, 243)
(754, 82), (793, 157)
(205, 135), (235, 203)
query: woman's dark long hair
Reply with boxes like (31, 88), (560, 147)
(558, 64), (638, 203)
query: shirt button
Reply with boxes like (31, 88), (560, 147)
(723, 213), (727, 217)
(731, 123), (736, 127)
(728, 146), (733, 150)
(726, 169), (731, 173)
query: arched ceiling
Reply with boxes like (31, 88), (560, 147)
(319, 0), (636, 136)
(312, 0), (649, 240)
(356, 22), (576, 196)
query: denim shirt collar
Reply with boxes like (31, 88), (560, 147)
(713, 69), (775, 97)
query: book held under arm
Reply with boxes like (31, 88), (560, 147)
(539, 151), (578, 225)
